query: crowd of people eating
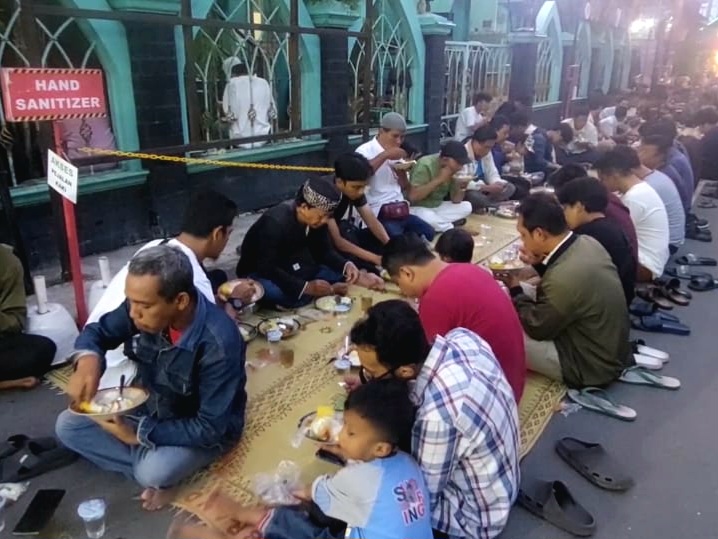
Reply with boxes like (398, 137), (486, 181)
(1, 79), (717, 539)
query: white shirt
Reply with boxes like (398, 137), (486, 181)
(621, 182), (670, 278)
(599, 116), (618, 138)
(562, 118), (599, 148)
(355, 137), (405, 213)
(543, 231), (574, 265)
(454, 106), (484, 141)
(643, 170), (686, 245)
(463, 140), (505, 188)
(222, 74), (275, 149)
(88, 238), (215, 325)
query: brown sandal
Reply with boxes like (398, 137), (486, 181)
(636, 285), (674, 310)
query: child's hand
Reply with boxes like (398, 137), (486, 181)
(292, 486), (312, 502)
(343, 375), (362, 392)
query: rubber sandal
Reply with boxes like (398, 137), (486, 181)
(686, 213), (710, 228)
(655, 277), (693, 299)
(567, 388), (637, 421)
(0, 438), (77, 483)
(665, 265), (713, 280)
(675, 254), (717, 266)
(685, 227), (712, 242)
(631, 315), (690, 335)
(633, 353), (663, 370)
(0, 435), (31, 460)
(619, 366), (681, 390)
(697, 199), (717, 208)
(555, 437), (634, 491)
(635, 287), (673, 310)
(688, 275), (718, 291)
(517, 477), (596, 536)
(632, 339), (669, 362)
(629, 298), (658, 317)
(656, 284), (690, 306)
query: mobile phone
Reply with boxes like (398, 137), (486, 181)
(315, 448), (346, 467)
(12, 489), (65, 535)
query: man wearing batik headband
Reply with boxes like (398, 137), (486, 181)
(236, 177), (361, 308)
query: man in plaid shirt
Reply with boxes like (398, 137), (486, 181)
(350, 300), (521, 539)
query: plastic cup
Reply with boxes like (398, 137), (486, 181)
(333, 358), (351, 376)
(361, 296), (373, 312)
(77, 498), (106, 539)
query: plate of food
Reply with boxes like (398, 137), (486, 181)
(218, 279), (265, 305)
(257, 317), (301, 339)
(237, 322), (258, 343)
(315, 295), (354, 313)
(70, 386), (149, 421)
(391, 159), (417, 171)
(487, 255), (526, 273)
(298, 410), (344, 444)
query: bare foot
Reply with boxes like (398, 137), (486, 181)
(205, 486), (268, 528)
(141, 487), (177, 511)
(0, 377), (40, 390)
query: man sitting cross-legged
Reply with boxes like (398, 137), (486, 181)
(236, 177), (363, 308)
(56, 245), (247, 511)
(406, 140), (474, 232)
(167, 380), (433, 539)
(498, 193), (632, 388)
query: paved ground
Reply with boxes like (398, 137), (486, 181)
(2, 208), (718, 538)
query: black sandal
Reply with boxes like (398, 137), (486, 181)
(555, 437), (634, 491)
(518, 477), (596, 536)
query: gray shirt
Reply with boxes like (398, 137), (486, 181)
(644, 170), (685, 245)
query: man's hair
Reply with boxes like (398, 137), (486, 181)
(230, 63), (248, 77)
(641, 134), (671, 155)
(639, 118), (677, 141)
(128, 245), (196, 301)
(334, 152), (372, 183)
(694, 106), (718, 126)
(435, 228), (474, 263)
(556, 177), (609, 213)
(593, 145), (641, 175)
(509, 110), (530, 128)
(550, 123), (574, 143)
(349, 299), (431, 370)
(473, 92), (493, 104)
(490, 115), (510, 131)
(471, 125), (498, 143)
(517, 192), (568, 235)
(548, 163), (587, 188)
(615, 106), (628, 120)
(181, 190), (237, 238)
(382, 233), (435, 276)
(344, 379), (416, 447)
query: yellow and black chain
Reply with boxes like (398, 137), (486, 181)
(79, 147), (334, 173)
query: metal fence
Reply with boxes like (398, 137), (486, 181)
(441, 41), (511, 139)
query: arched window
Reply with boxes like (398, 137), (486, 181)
(535, 0), (563, 105)
(575, 21), (592, 99)
(349, 0), (416, 124)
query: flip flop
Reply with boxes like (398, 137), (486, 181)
(517, 477), (596, 536)
(688, 275), (718, 291)
(665, 266), (713, 280)
(629, 298), (658, 316)
(0, 438), (77, 483)
(656, 277), (693, 300)
(633, 353), (663, 370)
(686, 213), (710, 228)
(567, 388), (637, 421)
(635, 287), (673, 310)
(697, 199), (717, 208)
(0, 435), (31, 460)
(555, 437), (634, 491)
(632, 339), (669, 362)
(631, 315), (690, 335)
(675, 254), (717, 266)
(619, 366), (681, 390)
(655, 284), (690, 306)
(685, 227), (712, 242)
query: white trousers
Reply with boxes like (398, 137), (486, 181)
(410, 201), (473, 232)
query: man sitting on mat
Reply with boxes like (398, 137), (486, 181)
(347, 300), (520, 539)
(56, 245), (247, 511)
(236, 177), (363, 308)
(0, 244), (56, 391)
(595, 147), (670, 281)
(497, 193), (632, 388)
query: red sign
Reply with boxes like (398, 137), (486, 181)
(0, 68), (107, 122)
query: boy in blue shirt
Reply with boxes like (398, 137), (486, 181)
(170, 380), (433, 539)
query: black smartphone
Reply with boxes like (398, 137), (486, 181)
(12, 489), (65, 536)
(315, 448), (346, 467)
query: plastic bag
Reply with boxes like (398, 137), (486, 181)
(0, 481), (30, 502)
(252, 461), (302, 505)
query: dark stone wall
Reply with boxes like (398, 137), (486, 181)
(532, 104), (563, 128)
(509, 42), (538, 103)
(423, 34), (448, 154)
(320, 33), (351, 161)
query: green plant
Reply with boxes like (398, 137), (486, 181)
(305, 0), (362, 10)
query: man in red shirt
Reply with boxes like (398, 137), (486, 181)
(382, 234), (526, 401)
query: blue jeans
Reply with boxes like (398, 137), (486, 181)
(252, 266), (344, 309)
(380, 215), (435, 241)
(262, 507), (339, 539)
(55, 410), (221, 488)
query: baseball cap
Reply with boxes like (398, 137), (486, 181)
(380, 112), (407, 132)
(440, 140), (470, 165)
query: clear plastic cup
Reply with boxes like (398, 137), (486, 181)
(77, 498), (106, 538)
(333, 358), (351, 376)
(0, 496), (6, 533)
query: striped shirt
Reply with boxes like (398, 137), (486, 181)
(411, 328), (520, 539)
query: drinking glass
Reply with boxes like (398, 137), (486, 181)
(78, 498), (106, 539)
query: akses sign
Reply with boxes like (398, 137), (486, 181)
(0, 68), (107, 122)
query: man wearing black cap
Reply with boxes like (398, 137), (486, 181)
(406, 140), (474, 232)
(236, 177), (360, 308)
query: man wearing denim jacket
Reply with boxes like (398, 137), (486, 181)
(55, 245), (246, 511)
